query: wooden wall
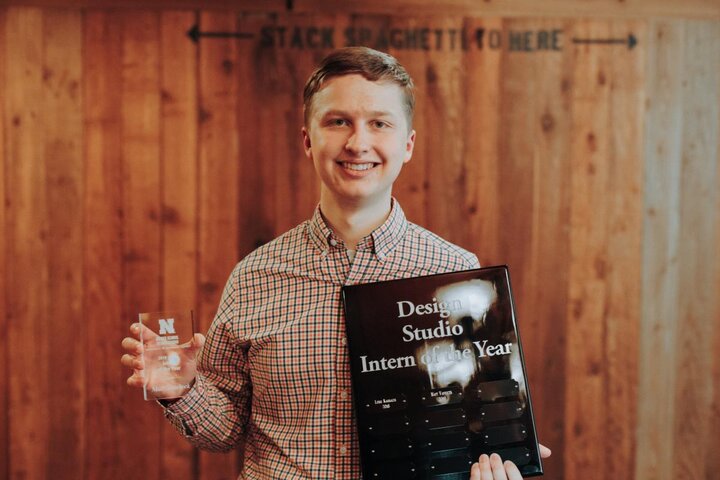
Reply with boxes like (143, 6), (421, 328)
(0, 3), (718, 480)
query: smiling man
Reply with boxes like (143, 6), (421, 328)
(122, 47), (549, 479)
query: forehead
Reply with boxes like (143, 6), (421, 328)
(310, 74), (406, 118)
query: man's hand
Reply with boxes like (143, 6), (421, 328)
(470, 444), (552, 480)
(121, 322), (205, 400)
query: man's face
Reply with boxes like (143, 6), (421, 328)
(302, 74), (416, 207)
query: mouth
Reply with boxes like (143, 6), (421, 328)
(338, 161), (379, 172)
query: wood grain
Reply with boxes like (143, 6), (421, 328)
(564, 19), (612, 479)
(672, 20), (719, 480)
(160, 10), (199, 480)
(83, 10), (126, 480)
(43, 8), (85, 478)
(0, 7), (8, 480)
(3, 0), (719, 19)
(604, 19), (645, 479)
(636, 20), (684, 480)
(460, 16), (503, 266)
(5, 8), (48, 480)
(120, 9), (163, 479)
(197, 10), (242, 479)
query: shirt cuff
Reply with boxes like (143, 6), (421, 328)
(159, 375), (210, 436)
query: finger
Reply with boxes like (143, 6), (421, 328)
(539, 444), (552, 458)
(120, 353), (143, 370)
(190, 333), (206, 351)
(478, 454), (493, 480)
(121, 336), (142, 354)
(489, 453), (508, 480)
(132, 322), (159, 342)
(503, 460), (523, 480)
(126, 372), (145, 388)
(470, 462), (481, 480)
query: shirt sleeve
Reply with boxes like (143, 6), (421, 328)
(162, 265), (252, 453)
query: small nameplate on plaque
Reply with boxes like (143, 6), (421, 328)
(428, 455), (474, 475)
(478, 401), (524, 422)
(368, 438), (414, 460)
(420, 430), (472, 452)
(421, 387), (464, 407)
(420, 408), (467, 431)
(365, 394), (408, 414)
(368, 459), (418, 479)
(476, 379), (520, 402)
(366, 415), (412, 436)
(490, 446), (532, 466)
(482, 423), (528, 446)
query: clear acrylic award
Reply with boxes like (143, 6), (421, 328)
(137, 310), (196, 401)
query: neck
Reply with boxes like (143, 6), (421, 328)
(319, 192), (392, 250)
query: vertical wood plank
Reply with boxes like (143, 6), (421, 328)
(83, 10), (125, 480)
(198, 10), (242, 479)
(461, 16), (503, 266)
(711, 33), (720, 476)
(495, 17), (537, 300)
(387, 16), (429, 227)
(564, 19), (612, 479)
(421, 17), (468, 248)
(522, 18), (573, 478)
(160, 10), (199, 480)
(237, 12), (274, 258)
(5, 8), (48, 480)
(0, 7), (8, 480)
(636, 20), (684, 480)
(604, 19), (645, 480)
(672, 20), (720, 480)
(121, 9), (162, 479)
(43, 8), (85, 479)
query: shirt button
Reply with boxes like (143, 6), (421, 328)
(341, 337), (347, 345)
(339, 445), (348, 455)
(340, 389), (348, 400)
(329, 238), (338, 247)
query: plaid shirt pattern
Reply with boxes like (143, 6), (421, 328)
(164, 200), (479, 479)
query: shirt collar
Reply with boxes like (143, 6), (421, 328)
(307, 199), (409, 261)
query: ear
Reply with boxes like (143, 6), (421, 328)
(403, 129), (416, 164)
(302, 126), (313, 159)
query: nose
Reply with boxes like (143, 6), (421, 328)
(345, 125), (370, 154)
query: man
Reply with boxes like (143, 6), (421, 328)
(122, 47), (549, 479)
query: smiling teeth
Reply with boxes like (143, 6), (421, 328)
(342, 163), (374, 171)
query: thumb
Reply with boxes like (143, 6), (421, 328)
(190, 333), (206, 352)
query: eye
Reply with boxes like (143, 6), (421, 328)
(329, 118), (348, 127)
(372, 120), (390, 129)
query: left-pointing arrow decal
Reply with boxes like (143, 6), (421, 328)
(187, 24), (254, 43)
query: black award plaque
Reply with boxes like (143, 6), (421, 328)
(342, 266), (543, 479)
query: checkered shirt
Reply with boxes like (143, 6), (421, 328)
(164, 200), (480, 479)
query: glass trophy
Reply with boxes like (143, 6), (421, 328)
(137, 310), (195, 401)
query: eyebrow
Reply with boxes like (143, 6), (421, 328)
(322, 109), (397, 118)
